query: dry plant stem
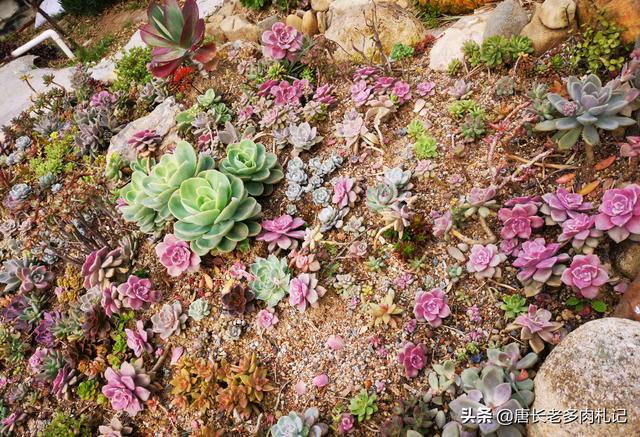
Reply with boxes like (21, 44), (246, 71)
(150, 347), (171, 376)
(584, 142), (595, 165)
(498, 149), (553, 189)
(478, 215), (496, 242)
(504, 153), (577, 170)
(450, 227), (494, 245)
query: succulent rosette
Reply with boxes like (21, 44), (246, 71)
(561, 254), (609, 299)
(397, 342), (427, 378)
(466, 244), (506, 280)
(257, 215), (306, 252)
(540, 188), (592, 224)
(594, 184), (640, 243)
(218, 139), (283, 196)
(512, 238), (569, 295)
(155, 234), (201, 277)
(168, 169), (262, 256)
(261, 22), (303, 62)
(102, 360), (151, 416)
(414, 288), (451, 327)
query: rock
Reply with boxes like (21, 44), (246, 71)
(107, 97), (179, 163)
(317, 11), (327, 33)
(220, 15), (259, 42)
(325, 2), (427, 62)
(540, 0), (576, 29)
(257, 15), (279, 34)
(302, 11), (319, 36)
(529, 318), (640, 437)
(428, 10), (492, 71)
(311, 0), (330, 12)
(612, 240), (640, 280)
(483, 0), (530, 39)
(286, 14), (303, 32)
(328, 0), (410, 16)
(520, 4), (573, 54)
(576, 0), (640, 44)
(205, 14), (226, 41)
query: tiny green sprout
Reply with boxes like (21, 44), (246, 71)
(365, 256), (385, 272)
(267, 63), (287, 80)
(349, 389), (378, 422)
(500, 295), (528, 319)
(447, 59), (462, 76)
(414, 134), (438, 159)
(77, 380), (99, 401)
(407, 118), (427, 141)
(390, 43), (415, 62)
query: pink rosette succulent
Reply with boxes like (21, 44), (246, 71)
(155, 234), (200, 277)
(257, 215), (306, 252)
(416, 81), (436, 97)
(289, 273), (326, 312)
(466, 244), (506, 280)
(512, 238), (569, 284)
(338, 413), (355, 435)
(288, 249), (321, 273)
(397, 342), (427, 378)
(125, 320), (153, 357)
(432, 210), (452, 239)
(557, 213), (602, 251)
(257, 307), (279, 329)
(392, 81), (412, 104)
(313, 84), (337, 106)
(101, 360), (151, 416)
(261, 22), (303, 61)
(414, 288), (451, 327)
(498, 203), (544, 240)
(350, 80), (371, 106)
(101, 283), (123, 317)
(541, 188), (592, 223)
(594, 184), (640, 243)
(620, 136), (640, 158)
(332, 177), (359, 208)
(118, 276), (160, 310)
(561, 254), (609, 299)
(512, 304), (566, 353)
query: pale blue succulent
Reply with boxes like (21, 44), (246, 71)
(318, 206), (348, 232)
(285, 183), (304, 201)
(250, 255), (291, 307)
(270, 407), (329, 437)
(15, 136), (32, 150)
(9, 183), (31, 201)
(188, 298), (210, 321)
(312, 187), (331, 206)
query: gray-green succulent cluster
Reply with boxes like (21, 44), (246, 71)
(218, 139), (283, 196)
(74, 105), (123, 157)
(270, 407), (329, 437)
(176, 89), (232, 135)
(0, 258), (30, 293)
(249, 255), (290, 307)
(534, 74), (638, 149)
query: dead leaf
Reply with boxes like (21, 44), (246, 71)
(556, 173), (576, 184)
(594, 155), (616, 171)
(202, 272), (214, 290)
(579, 181), (600, 196)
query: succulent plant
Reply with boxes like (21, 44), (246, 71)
(512, 238), (570, 296)
(381, 392), (446, 436)
(100, 284), (123, 317)
(486, 343), (537, 407)
(557, 213), (602, 253)
(397, 342), (427, 378)
(509, 304), (566, 353)
(414, 288), (451, 327)
(261, 21), (303, 62)
(127, 129), (162, 158)
(170, 355), (220, 412)
(218, 139), (283, 196)
(534, 74), (638, 150)
(428, 360), (459, 405)
(414, 134), (438, 159)
(250, 255), (290, 307)
(465, 244), (506, 280)
(257, 215), (306, 252)
(102, 359), (151, 416)
(561, 254), (609, 299)
(155, 233), (201, 277)
(332, 177), (360, 209)
(349, 389), (378, 422)
(82, 244), (132, 290)
(82, 304), (111, 340)
(369, 290), (403, 327)
(35, 311), (61, 347)
(288, 122), (323, 156)
(125, 320), (153, 357)
(34, 112), (64, 137)
(0, 258), (30, 293)
(540, 188), (592, 225)
(594, 184), (640, 243)
(498, 202), (544, 240)
(120, 141), (215, 234)
(74, 104), (122, 157)
(9, 183), (31, 201)
(16, 265), (54, 293)
(494, 76), (515, 96)
(447, 79), (471, 99)
(221, 284), (256, 316)
(151, 302), (187, 340)
(367, 182), (400, 212)
(271, 408), (329, 437)
(460, 114), (486, 140)
(140, 0), (216, 77)
(500, 295), (528, 319)
(168, 169), (262, 256)
(335, 111), (373, 151)
(289, 273), (326, 312)
(98, 417), (133, 437)
(188, 298), (210, 321)
(118, 275), (160, 310)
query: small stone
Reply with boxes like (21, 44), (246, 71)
(540, 0), (576, 29)
(286, 14), (303, 32)
(520, 4), (573, 54)
(483, 0), (530, 39)
(220, 15), (259, 42)
(301, 10), (319, 36)
(611, 240), (640, 280)
(311, 0), (330, 11)
(257, 15), (279, 34)
(317, 11), (327, 33)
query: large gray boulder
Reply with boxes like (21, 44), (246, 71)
(483, 0), (530, 39)
(529, 318), (640, 437)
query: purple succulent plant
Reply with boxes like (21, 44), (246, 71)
(466, 244), (506, 280)
(414, 288), (451, 327)
(289, 273), (326, 312)
(151, 302), (187, 340)
(118, 276), (160, 310)
(540, 188), (592, 224)
(512, 238), (569, 290)
(313, 84), (337, 106)
(512, 305), (565, 353)
(102, 360), (151, 416)
(594, 184), (640, 242)
(498, 203), (544, 240)
(350, 80), (372, 106)
(262, 22), (303, 61)
(392, 81), (412, 104)
(561, 254), (609, 299)
(127, 129), (161, 157)
(257, 215), (306, 252)
(35, 311), (61, 347)
(468, 186), (497, 206)
(332, 177), (359, 209)
(416, 81), (436, 97)
(101, 283), (123, 317)
(16, 265), (54, 293)
(432, 210), (452, 239)
(397, 342), (427, 378)
(125, 320), (153, 357)
(155, 234), (201, 277)
(620, 136), (640, 158)
(557, 213), (603, 252)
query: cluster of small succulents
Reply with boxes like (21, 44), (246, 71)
(74, 92), (123, 156)
(284, 153), (343, 208)
(271, 407), (329, 437)
(176, 89), (232, 137)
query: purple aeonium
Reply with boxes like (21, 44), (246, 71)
(561, 254), (609, 299)
(397, 342), (427, 378)
(466, 244), (506, 280)
(594, 184), (640, 243)
(414, 288), (451, 327)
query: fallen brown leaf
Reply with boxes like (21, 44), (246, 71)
(579, 180), (600, 196)
(556, 173), (576, 184)
(594, 155), (616, 171)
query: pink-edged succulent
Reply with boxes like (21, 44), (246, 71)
(337, 413), (355, 435)
(150, 302), (187, 340)
(313, 84), (337, 106)
(510, 305), (566, 353)
(414, 288), (451, 327)
(261, 22), (303, 62)
(466, 244), (506, 280)
(512, 238), (569, 295)
(127, 129), (162, 158)
(16, 265), (54, 293)
(332, 177), (359, 209)
(288, 249), (321, 273)
(498, 203), (544, 240)
(561, 254), (609, 299)
(102, 359), (151, 416)
(594, 184), (640, 242)
(288, 273), (326, 312)
(397, 342), (427, 378)
(620, 136), (640, 158)
(256, 307), (279, 329)
(257, 215), (306, 252)
(101, 283), (123, 317)
(155, 234), (201, 277)
(416, 81), (436, 97)
(118, 276), (160, 310)
(392, 81), (412, 104)
(432, 210), (452, 239)
(125, 320), (153, 357)
(557, 213), (603, 252)
(541, 188), (592, 224)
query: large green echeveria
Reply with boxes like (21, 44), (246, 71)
(218, 139), (284, 196)
(168, 169), (262, 255)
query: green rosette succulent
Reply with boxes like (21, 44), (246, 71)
(249, 255), (290, 307)
(219, 139), (284, 196)
(120, 158), (162, 233)
(168, 169), (262, 255)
